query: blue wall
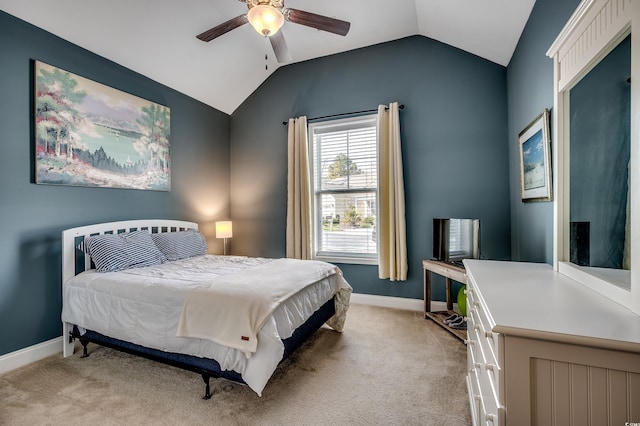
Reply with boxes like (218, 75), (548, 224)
(506, 0), (581, 263)
(0, 11), (231, 356)
(2, 0), (590, 357)
(229, 36), (512, 300)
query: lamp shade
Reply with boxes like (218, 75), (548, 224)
(215, 221), (233, 239)
(247, 5), (284, 36)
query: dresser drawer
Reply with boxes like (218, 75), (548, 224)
(465, 285), (478, 312)
(467, 302), (499, 365)
(466, 273), (504, 425)
(467, 333), (479, 373)
(467, 313), (485, 371)
(467, 368), (482, 426)
(467, 285), (499, 367)
(467, 311), (501, 406)
(474, 300), (499, 364)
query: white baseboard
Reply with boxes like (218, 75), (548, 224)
(0, 337), (61, 375)
(350, 293), (449, 312)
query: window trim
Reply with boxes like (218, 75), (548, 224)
(308, 114), (379, 265)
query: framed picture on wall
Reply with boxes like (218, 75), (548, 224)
(518, 109), (552, 202)
(34, 60), (171, 191)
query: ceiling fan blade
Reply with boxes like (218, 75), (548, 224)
(196, 15), (248, 42)
(269, 31), (292, 63)
(283, 8), (350, 36)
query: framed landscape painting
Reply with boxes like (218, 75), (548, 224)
(518, 109), (552, 202)
(34, 61), (170, 191)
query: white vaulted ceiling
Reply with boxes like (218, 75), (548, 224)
(0, 0), (536, 114)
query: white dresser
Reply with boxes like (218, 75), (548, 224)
(463, 260), (640, 426)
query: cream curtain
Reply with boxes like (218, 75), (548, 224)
(286, 116), (312, 260)
(377, 102), (408, 281)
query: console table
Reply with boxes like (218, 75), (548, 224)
(422, 259), (467, 341)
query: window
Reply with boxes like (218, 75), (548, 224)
(308, 114), (378, 264)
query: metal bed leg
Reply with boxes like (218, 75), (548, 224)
(202, 374), (212, 400)
(79, 335), (90, 358)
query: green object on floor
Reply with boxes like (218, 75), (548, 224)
(457, 285), (467, 316)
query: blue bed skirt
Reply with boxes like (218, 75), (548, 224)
(72, 296), (336, 386)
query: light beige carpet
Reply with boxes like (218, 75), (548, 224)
(0, 304), (471, 426)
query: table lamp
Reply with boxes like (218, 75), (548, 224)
(215, 221), (233, 255)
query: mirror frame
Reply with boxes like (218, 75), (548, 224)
(547, 0), (639, 314)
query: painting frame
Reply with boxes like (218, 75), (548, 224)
(518, 109), (552, 202)
(34, 60), (171, 191)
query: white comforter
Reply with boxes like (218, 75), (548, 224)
(61, 255), (352, 396)
(177, 258), (344, 356)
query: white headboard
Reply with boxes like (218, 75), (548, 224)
(61, 219), (198, 286)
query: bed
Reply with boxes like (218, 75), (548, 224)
(61, 219), (351, 398)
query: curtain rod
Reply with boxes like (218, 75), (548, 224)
(282, 104), (405, 125)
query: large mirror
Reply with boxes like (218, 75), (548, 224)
(547, 0), (638, 314)
(569, 34), (631, 283)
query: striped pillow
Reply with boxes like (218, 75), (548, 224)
(79, 231), (167, 272)
(151, 229), (208, 261)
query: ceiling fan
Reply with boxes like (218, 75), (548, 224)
(196, 0), (351, 63)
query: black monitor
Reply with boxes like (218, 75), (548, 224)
(433, 218), (480, 263)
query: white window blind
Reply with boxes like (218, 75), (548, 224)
(309, 114), (378, 262)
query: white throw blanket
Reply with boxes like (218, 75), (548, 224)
(176, 258), (342, 356)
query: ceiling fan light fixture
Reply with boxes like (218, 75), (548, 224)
(247, 5), (284, 36)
